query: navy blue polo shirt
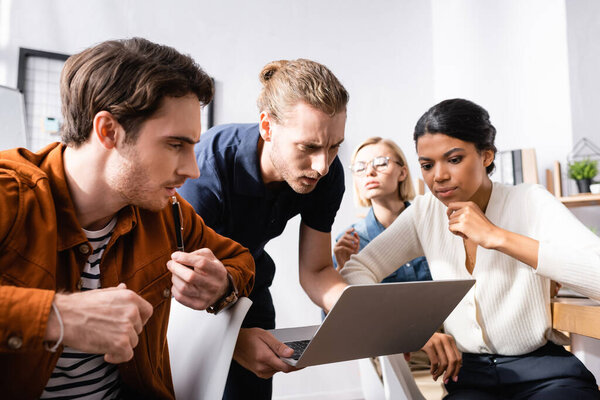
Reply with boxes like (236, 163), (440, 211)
(178, 123), (345, 325)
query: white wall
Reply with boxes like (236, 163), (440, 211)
(566, 0), (600, 146)
(1, 0), (599, 398)
(431, 0), (573, 188)
(565, 0), (600, 231)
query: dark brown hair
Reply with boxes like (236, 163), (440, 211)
(414, 98), (497, 174)
(60, 37), (214, 147)
(257, 59), (349, 123)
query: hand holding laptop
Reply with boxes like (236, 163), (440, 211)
(271, 280), (474, 370)
(421, 332), (462, 383)
(234, 328), (301, 378)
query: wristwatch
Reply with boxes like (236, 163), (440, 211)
(207, 272), (239, 314)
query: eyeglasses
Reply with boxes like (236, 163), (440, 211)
(349, 156), (402, 176)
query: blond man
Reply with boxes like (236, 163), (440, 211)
(179, 59), (348, 399)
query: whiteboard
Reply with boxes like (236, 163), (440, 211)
(0, 85), (28, 150)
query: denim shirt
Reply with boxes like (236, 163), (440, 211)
(334, 204), (432, 283)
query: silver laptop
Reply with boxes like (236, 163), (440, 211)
(270, 279), (474, 368)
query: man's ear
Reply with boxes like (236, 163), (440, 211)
(259, 111), (272, 142)
(93, 111), (122, 149)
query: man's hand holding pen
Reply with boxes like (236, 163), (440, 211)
(167, 249), (230, 310)
(168, 196), (230, 310)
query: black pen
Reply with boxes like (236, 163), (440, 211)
(171, 196), (184, 252)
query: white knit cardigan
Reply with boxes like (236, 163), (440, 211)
(341, 182), (600, 355)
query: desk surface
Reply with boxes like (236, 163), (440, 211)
(552, 298), (600, 339)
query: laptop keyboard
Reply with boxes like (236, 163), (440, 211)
(284, 340), (311, 360)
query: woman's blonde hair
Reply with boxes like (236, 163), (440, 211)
(257, 59), (349, 123)
(351, 137), (416, 207)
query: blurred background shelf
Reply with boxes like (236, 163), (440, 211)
(546, 161), (600, 208)
(558, 194), (600, 208)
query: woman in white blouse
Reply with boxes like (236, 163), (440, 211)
(337, 99), (600, 399)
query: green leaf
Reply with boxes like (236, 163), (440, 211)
(568, 158), (599, 180)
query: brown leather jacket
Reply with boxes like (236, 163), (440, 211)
(0, 143), (255, 399)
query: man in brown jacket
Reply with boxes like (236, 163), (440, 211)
(0, 38), (255, 399)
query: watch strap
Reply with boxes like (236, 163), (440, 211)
(207, 272), (238, 314)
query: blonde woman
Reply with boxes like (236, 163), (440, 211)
(334, 137), (431, 284)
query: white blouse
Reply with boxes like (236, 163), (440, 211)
(341, 182), (600, 355)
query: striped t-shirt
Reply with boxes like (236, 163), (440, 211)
(42, 218), (121, 399)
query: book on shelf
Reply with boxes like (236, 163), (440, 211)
(521, 149), (539, 184)
(492, 148), (538, 185)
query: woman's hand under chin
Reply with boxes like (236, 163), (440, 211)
(445, 201), (505, 249)
(446, 200), (541, 269)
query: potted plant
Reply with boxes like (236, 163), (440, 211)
(568, 158), (598, 193)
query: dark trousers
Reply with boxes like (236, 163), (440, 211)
(223, 288), (275, 400)
(444, 342), (600, 399)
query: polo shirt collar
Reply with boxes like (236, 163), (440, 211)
(233, 126), (266, 197)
